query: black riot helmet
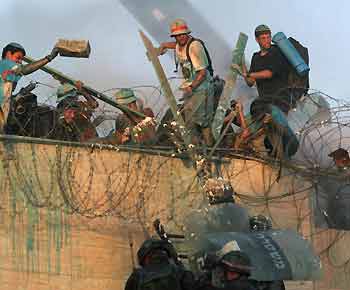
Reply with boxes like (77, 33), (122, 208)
(137, 238), (178, 266)
(249, 214), (272, 232)
(211, 251), (253, 288)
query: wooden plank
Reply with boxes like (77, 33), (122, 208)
(139, 30), (192, 147)
(212, 33), (248, 140)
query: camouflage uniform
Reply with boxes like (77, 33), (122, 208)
(114, 89), (155, 145)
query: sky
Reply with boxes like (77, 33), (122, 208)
(1, 0), (350, 107)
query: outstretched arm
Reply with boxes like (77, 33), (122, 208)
(236, 102), (247, 129)
(235, 102), (251, 140)
(14, 47), (59, 76)
(158, 42), (176, 55)
(242, 69), (272, 87)
(245, 70), (273, 80)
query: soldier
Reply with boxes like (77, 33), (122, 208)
(159, 19), (215, 147)
(198, 251), (257, 290)
(125, 238), (195, 290)
(56, 81), (98, 113)
(53, 82), (99, 142)
(0, 42), (59, 132)
(114, 88), (155, 145)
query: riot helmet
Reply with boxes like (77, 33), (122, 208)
(211, 251), (253, 288)
(137, 238), (178, 266)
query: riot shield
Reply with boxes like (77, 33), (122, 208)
(187, 230), (321, 281)
(184, 203), (251, 235)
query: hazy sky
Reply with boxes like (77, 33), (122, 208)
(1, 0), (349, 104)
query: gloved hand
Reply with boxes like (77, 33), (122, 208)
(46, 47), (60, 62)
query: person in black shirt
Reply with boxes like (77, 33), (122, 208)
(242, 25), (291, 114)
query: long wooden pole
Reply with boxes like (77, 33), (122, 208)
(22, 56), (145, 121)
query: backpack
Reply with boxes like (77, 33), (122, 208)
(174, 38), (214, 77)
(137, 263), (183, 290)
(285, 37), (310, 101)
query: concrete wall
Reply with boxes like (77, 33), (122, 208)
(0, 140), (341, 290)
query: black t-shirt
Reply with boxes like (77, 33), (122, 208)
(249, 46), (289, 98)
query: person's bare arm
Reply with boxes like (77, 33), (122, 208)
(182, 69), (206, 95)
(13, 47), (59, 76)
(158, 42), (176, 55)
(243, 69), (272, 87)
(235, 102), (251, 140)
(247, 70), (273, 80)
(160, 42), (176, 49)
(236, 102), (247, 129)
(224, 110), (236, 123)
(191, 69), (206, 89)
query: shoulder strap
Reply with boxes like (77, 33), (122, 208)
(173, 49), (179, 73)
(288, 37), (309, 65)
(186, 38), (214, 76)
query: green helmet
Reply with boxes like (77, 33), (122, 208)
(254, 24), (271, 37)
(137, 238), (178, 266)
(56, 83), (78, 102)
(114, 88), (137, 105)
(219, 251), (252, 276)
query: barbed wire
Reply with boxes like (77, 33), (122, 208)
(3, 79), (350, 288)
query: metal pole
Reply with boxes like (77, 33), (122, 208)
(22, 56), (146, 121)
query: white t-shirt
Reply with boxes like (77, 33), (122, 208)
(175, 38), (211, 90)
